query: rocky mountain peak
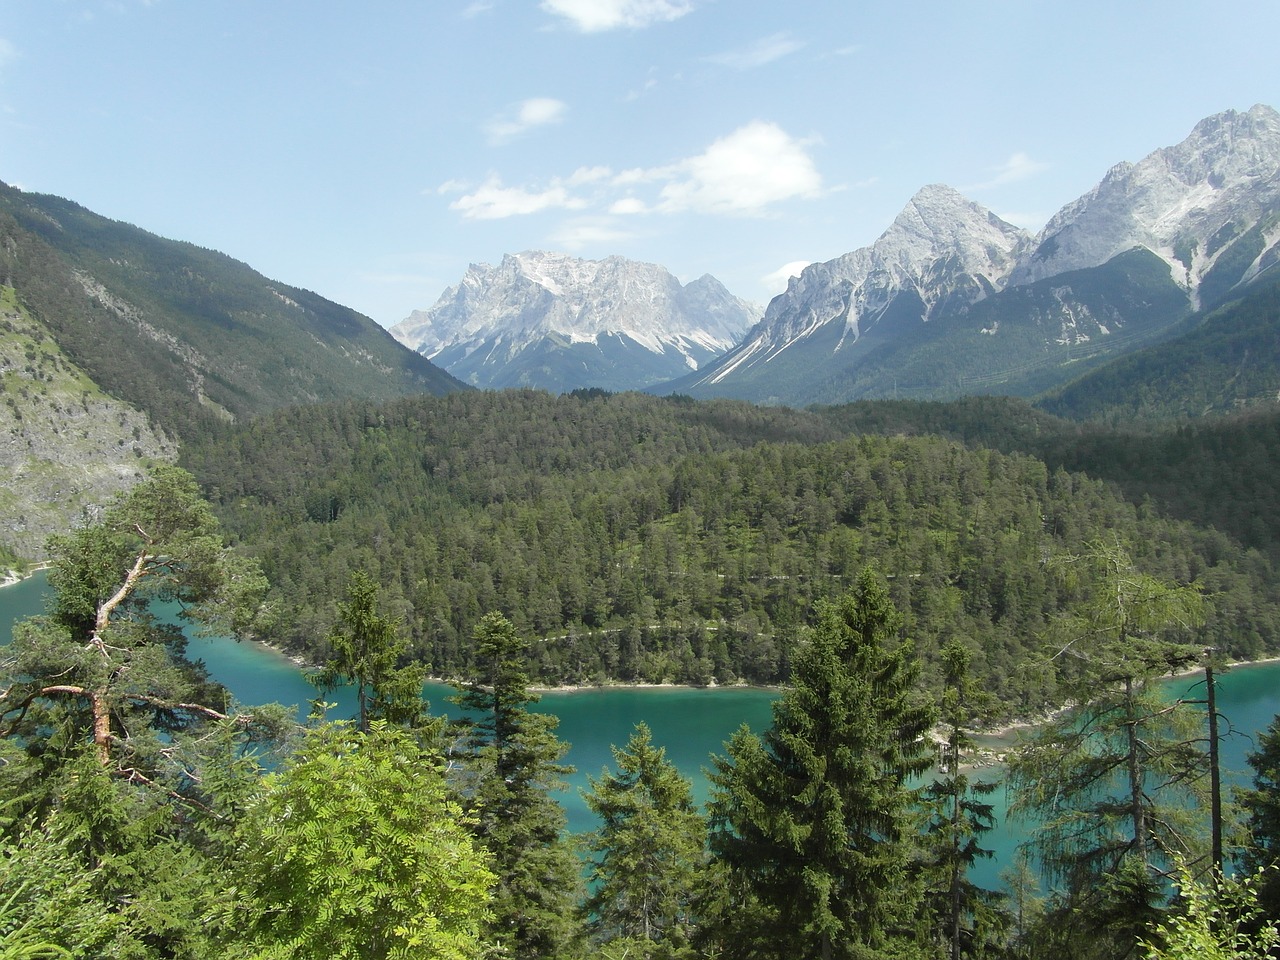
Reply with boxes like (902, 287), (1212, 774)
(1011, 104), (1280, 292)
(390, 251), (759, 392)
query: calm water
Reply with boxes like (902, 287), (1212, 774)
(5, 571), (1278, 888)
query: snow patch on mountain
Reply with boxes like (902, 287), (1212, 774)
(695, 184), (1031, 385)
(390, 251), (759, 392)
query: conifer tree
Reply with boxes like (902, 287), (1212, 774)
(449, 612), (584, 960)
(1241, 713), (1280, 922)
(1008, 539), (1209, 959)
(0, 466), (290, 959)
(582, 722), (705, 958)
(921, 639), (1006, 960)
(705, 567), (935, 960)
(310, 570), (429, 732)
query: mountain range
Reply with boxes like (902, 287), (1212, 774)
(662, 103), (1280, 405)
(390, 251), (759, 392)
(4, 103), (1280, 560)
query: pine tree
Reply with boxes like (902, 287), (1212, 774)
(705, 567), (935, 960)
(449, 612), (584, 960)
(0, 466), (291, 959)
(582, 722), (705, 957)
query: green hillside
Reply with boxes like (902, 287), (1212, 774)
(0, 181), (465, 442)
(1038, 269), (1280, 423)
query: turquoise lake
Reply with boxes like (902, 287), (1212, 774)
(5, 570), (1279, 889)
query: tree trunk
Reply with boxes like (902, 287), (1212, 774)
(1124, 675), (1148, 862)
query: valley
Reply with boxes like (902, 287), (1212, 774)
(3, 99), (1280, 960)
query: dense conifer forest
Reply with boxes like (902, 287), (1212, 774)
(180, 388), (1280, 721)
(3, 467), (1279, 960)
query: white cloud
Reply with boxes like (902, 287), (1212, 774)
(655, 121), (823, 215)
(449, 175), (587, 219)
(762, 260), (811, 295)
(965, 151), (1049, 191)
(460, 1), (494, 17)
(541, 0), (693, 32)
(444, 121), (822, 222)
(548, 217), (639, 249)
(566, 165), (613, 185)
(0, 38), (17, 70)
(705, 33), (805, 70)
(610, 197), (648, 215)
(485, 97), (568, 144)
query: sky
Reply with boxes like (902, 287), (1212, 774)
(2, 1), (1279, 329)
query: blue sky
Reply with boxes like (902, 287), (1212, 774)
(2, 1), (1278, 328)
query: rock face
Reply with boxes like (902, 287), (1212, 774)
(666, 105), (1280, 405)
(0, 289), (175, 561)
(391, 252), (759, 392)
(682, 184), (1033, 390)
(1010, 104), (1280, 300)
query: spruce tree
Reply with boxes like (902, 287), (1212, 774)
(706, 567), (935, 960)
(582, 722), (705, 957)
(1008, 539), (1210, 959)
(1241, 713), (1280, 922)
(309, 570), (429, 732)
(921, 639), (1006, 960)
(449, 612), (584, 960)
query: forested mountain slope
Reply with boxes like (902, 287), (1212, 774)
(182, 389), (1279, 718)
(816, 395), (1280, 562)
(0, 180), (465, 443)
(1037, 270), (1280, 423)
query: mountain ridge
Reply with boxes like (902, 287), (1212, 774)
(391, 250), (759, 392)
(660, 104), (1280, 406)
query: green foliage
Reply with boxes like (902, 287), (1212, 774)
(1009, 541), (1213, 959)
(1240, 713), (1280, 919)
(1140, 862), (1280, 960)
(181, 389), (1280, 719)
(310, 571), (429, 732)
(582, 722), (706, 956)
(0, 820), (118, 959)
(0, 465), (294, 959)
(920, 640), (1007, 960)
(705, 569), (935, 960)
(449, 613), (584, 960)
(227, 722), (494, 960)
(0, 465), (277, 776)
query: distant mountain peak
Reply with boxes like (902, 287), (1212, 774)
(391, 251), (759, 392)
(1011, 103), (1280, 295)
